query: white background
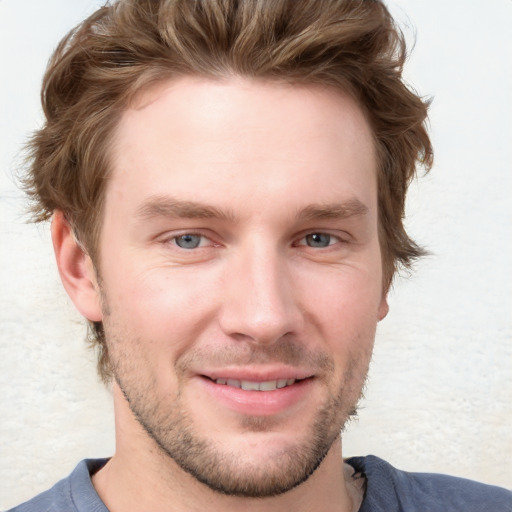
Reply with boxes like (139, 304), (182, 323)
(1, 0), (511, 508)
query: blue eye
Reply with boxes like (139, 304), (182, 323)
(304, 233), (334, 248)
(174, 234), (203, 249)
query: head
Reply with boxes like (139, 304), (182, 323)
(25, 0), (431, 381)
(25, 0), (431, 497)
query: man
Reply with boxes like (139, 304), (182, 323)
(7, 0), (511, 510)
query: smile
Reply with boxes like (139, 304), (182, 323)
(213, 378), (297, 391)
(199, 374), (314, 415)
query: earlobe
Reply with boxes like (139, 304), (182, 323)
(51, 211), (103, 322)
(378, 295), (389, 321)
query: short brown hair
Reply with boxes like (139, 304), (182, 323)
(24, 0), (432, 381)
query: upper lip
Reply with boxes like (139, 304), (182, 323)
(198, 367), (315, 382)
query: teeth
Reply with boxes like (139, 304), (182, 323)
(241, 380), (260, 391)
(259, 381), (277, 391)
(215, 378), (297, 391)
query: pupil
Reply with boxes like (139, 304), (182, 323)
(176, 234), (201, 249)
(307, 233), (330, 247)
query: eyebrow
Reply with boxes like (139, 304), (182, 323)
(136, 196), (237, 222)
(136, 196), (369, 223)
(297, 200), (369, 221)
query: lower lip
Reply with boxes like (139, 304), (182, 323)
(199, 377), (313, 416)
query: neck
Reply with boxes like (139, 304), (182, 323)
(92, 385), (357, 512)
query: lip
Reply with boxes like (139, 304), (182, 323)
(196, 368), (315, 416)
(200, 367), (314, 383)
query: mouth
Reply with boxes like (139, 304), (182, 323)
(207, 377), (301, 392)
(197, 373), (314, 416)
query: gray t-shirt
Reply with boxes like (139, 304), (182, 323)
(7, 455), (512, 511)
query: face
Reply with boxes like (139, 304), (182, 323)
(95, 77), (387, 497)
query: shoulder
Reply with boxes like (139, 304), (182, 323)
(346, 455), (512, 512)
(5, 459), (109, 512)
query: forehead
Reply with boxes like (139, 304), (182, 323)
(107, 76), (377, 217)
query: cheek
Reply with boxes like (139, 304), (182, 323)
(101, 262), (221, 353)
(298, 265), (383, 322)
(295, 265), (381, 362)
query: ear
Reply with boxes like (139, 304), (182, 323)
(51, 210), (103, 322)
(377, 293), (389, 321)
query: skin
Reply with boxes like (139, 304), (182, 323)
(53, 76), (388, 512)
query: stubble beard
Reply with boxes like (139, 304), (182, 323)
(109, 335), (370, 498)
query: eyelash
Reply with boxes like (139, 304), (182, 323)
(162, 231), (346, 251)
(165, 232), (213, 250)
(295, 232), (344, 249)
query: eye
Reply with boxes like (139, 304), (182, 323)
(173, 234), (206, 249)
(301, 233), (338, 248)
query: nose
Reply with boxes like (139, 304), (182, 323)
(218, 243), (304, 345)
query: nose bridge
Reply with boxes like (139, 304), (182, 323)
(219, 236), (302, 344)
